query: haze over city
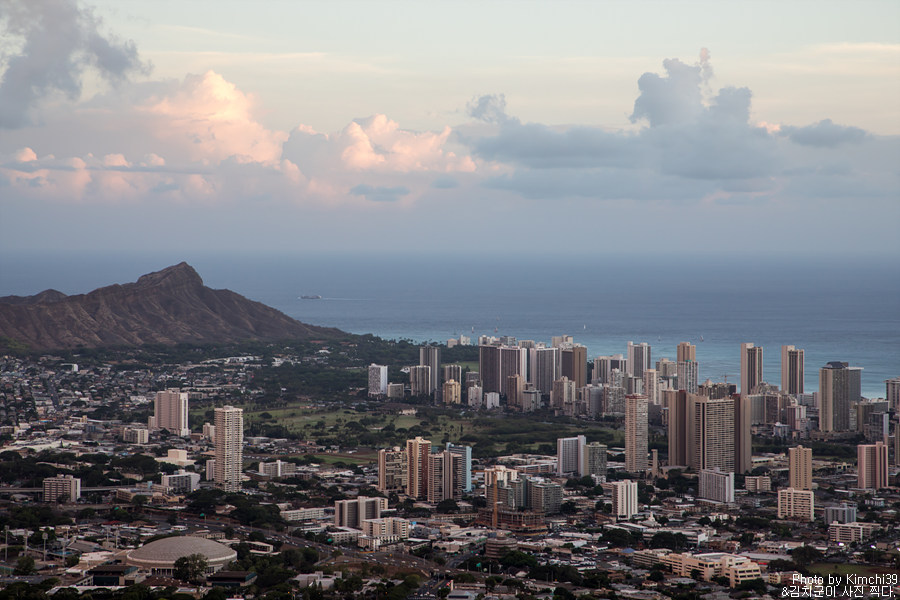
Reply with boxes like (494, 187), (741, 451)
(1, 0), (899, 259)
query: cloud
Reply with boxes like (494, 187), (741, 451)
(349, 183), (410, 202)
(780, 119), (867, 147)
(467, 94), (512, 125)
(0, 0), (148, 128)
(285, 114), (476, 174)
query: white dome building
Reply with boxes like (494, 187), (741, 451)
(125, 536), (237, 576)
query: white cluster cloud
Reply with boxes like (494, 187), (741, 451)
(464, 51), (898, 207)
(0, 2), (897, 256)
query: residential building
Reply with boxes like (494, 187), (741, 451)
(557, 435), (586, 477)
(857, 441), (889, 490)
(154, 389), (190, 437)
(443, 379), (461, 405)
(214, 406), (244, 492)
(406, 436), (432, 499)
(777, 488), (814, 521)
(334, 497), (387, 529)
(43, 475), (81, 503)
(789, 445), (813, 490)
(377, 447), (407, 493)
(419, 345), (441, 399)
(367, 364), (388, 397)
(610, 480), (638, 519)
(625, 394), (649, 473)
(699, 468), (735, 503)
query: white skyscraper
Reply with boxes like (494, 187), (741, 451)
(610, 480), (638, 519)
(154, 389), (190, 437)
(557, 435), (586, 477)
(214, 406), (244, 492)
(368, 364), (388, 397)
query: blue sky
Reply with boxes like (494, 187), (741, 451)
(1, 0), (898, 259)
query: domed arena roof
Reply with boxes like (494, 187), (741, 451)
(126, 536), (236, 571)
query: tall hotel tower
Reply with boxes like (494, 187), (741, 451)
(214, 406), (244, 492)
(740, 343), (763, 395)
(781, 345), (805, 396)
(819, 361), (862, 432)
(676, 342), (699, 394)
(626, 342), (651, 378)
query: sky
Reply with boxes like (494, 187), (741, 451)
(1, 0), (899, 261)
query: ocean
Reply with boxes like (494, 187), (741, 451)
(1, 252), (898, 398)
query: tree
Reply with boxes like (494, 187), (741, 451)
(174, 553), (208, 583)
(790, 545), (823, 568)
(14, 555), (35, 575)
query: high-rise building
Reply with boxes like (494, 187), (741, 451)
(857, 441), (889, 490)
(819, 361), (862, 432)
(740, 343), (763, 395)
(406, 436), (432, 499)
(377, 447), (407, 493)
(734, 394), (752, 474)
(781, 346), (805, 396)
(676, 342), (696, 364)
(610, 480), (638, 519)
(593, 354), (626, 384)
(550, 376), (576, 413)
(154, 389), (190, 437)
(443, 379), (461, 405)
(505, 373), (525, 408)
(214, 406), (244, 492)
(692, 395), (735, 472)
(478, 344), (527, 395)
(789, 445), (813, 490)
(334, 496), (387, 528)
(677, 360), (699, 394)
(442, 364), (462, 388)
(409, 365), (431, 397)
(642, 369), (660, 405)
(446, 443), (473, 492)
(419, 345), (441, 399)
(627, 342), (651, 378)
(583, 442), (607, 479)
(43, 475), (81, 503)
(778, 488), (814, 521)
(530, 346), (560, 396)
(625, 394), (649, 473)
(666, 390), (690, 467)
(560, 345), (587, 389)
(887, 377), (900, 413)
(368, 364), (388, 397)
(698, 468), (735, 503)
(557, 435), (586, 477)
(427, 450), (464, 503)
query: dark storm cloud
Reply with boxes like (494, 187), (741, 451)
(0, 0), (148, 128)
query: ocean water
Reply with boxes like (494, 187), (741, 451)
(1, 253), (898, 398)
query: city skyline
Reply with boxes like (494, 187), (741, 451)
(1, 0), (898, 259)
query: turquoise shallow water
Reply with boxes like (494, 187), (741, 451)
(2, 253), (898, 398)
